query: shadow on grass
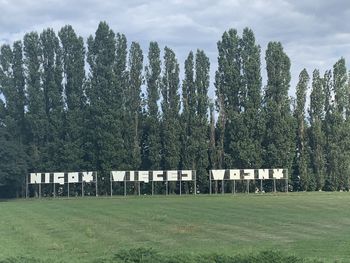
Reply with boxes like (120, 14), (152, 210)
(0, 248), (326, 263)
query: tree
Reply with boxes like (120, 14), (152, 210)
(143, 42), (161, 170)
(215, 29), (241, 168)
(161, 47), (180, 170)
(86, 22), (120, 190)
(40, 28), (64, 170)
(325, 58), (350, 190)
(125, 42), (143, 170)
(180, 51), (195, 172)
(0, 42), (27, 196)
(309, 69), (325, 190)
(294, 69), (310, 190)
(58, 25), (86, 171)
(237, 28), (263, 168)
(24, 32), (46, 171)
(193, 49), (210, 192)
(263, 42), (294, 171)
(114, 33), (129, 170)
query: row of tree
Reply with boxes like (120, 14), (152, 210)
(0, 22), (349, 197)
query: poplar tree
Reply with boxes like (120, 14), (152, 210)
(323, 70), (335, 189)
(40, 28), (64, 170)
(309, 69), (325, 190)
(193, 50), (210, 192)
(215, 29), (241, 168)
(294, 69), (310, 190)
(328, 59), (349, 190)
(114, 33), (128, 169)
(238, 28), (263, 168)
(58, 25), (86, 170)
(24, 32), (46, 171)
(86, 22), (119, 178)
(180, 51), (195, 171)
(263, 42), (294, 170)
(161, 47), (180, 170)
(126, 42), (143, 169)
(143, 42), (161, 169)
(12, 41), (26, 142)
(0, 43), (27, 196)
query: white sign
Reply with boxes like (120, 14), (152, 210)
(29, 172), (96, 184)
(110, 170), (196, 183)
(210, 169), (287, 180)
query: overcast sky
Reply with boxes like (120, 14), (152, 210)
(1, 0), (350, 99)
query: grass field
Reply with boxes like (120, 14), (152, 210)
(1, 192), (350, 262)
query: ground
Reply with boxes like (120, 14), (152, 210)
(0, 192), (349, 262)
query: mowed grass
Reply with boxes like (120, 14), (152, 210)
(1, 192), (350, 262)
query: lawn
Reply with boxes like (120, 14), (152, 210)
(0, 192), (350, 262)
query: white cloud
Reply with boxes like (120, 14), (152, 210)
(0, 0), (350, 99)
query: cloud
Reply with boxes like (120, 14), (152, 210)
(0, 0), (349, 99)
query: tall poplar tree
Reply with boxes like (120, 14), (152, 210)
(323, 70), (335, 189)
(180, 51), (195, 171)
(114, 33), (128, 169)
(193, 49), (210, 192)
(86, 22), (119, 180)
(126, 42), (143, 169)
(143, 42), (161, 169)
(215, 29), (241, 168)
(238, 28), (263, 168)
(309, 69), (325, 190)
(161, 47), (180, 170)
(24, 32), (46, 171)
(294, 69), (310, 190)
(0, 43), (27, 196)
(58, 25), (86, 170)
(40, 28), (64, 170)
(328, 59), (349, 190)
(263, 42), (294, 170)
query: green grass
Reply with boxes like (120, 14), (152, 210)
(0, 192), (350, 262)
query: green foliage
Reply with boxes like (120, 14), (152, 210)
(180, 50), (210, 192)
(142, 42), (161, 170)
(86, 22), (121, 175)
(294, 69), (310, 190)
(3, 23), (350, 196)
(308, 70), (326, 190)
(59, 25), (86, 171)
(215, 28), (263, 170)
(161, 47), (180, 170)
(0, 128), (27, 198)
(263, 42), (295, 169)
(124, 42), (143, 170)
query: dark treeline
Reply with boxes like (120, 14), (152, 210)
(1, 22), (349, 197)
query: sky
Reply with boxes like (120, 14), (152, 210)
(1, 0), (350, 100)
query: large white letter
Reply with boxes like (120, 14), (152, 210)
(82, 172), (94, 183)
(30, 173), (41, 184)
(68, 172), (79, 183)
(273, 169), (284, 179)
(129, 171), (135, 181)
(54, 172), (65, 185)
(111, 171), (126, 182)
(180, 170), (192, 181)
(243, 169), (254, 180)
(138, 171), (149, 183)
(229, 170), (240, 180)
(258, 169), (269, 179)
(167, 170), (178, 181)
(44, 173), (50, 183)
(152, 171), (164, 181)
(211, 170), (226, 180)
